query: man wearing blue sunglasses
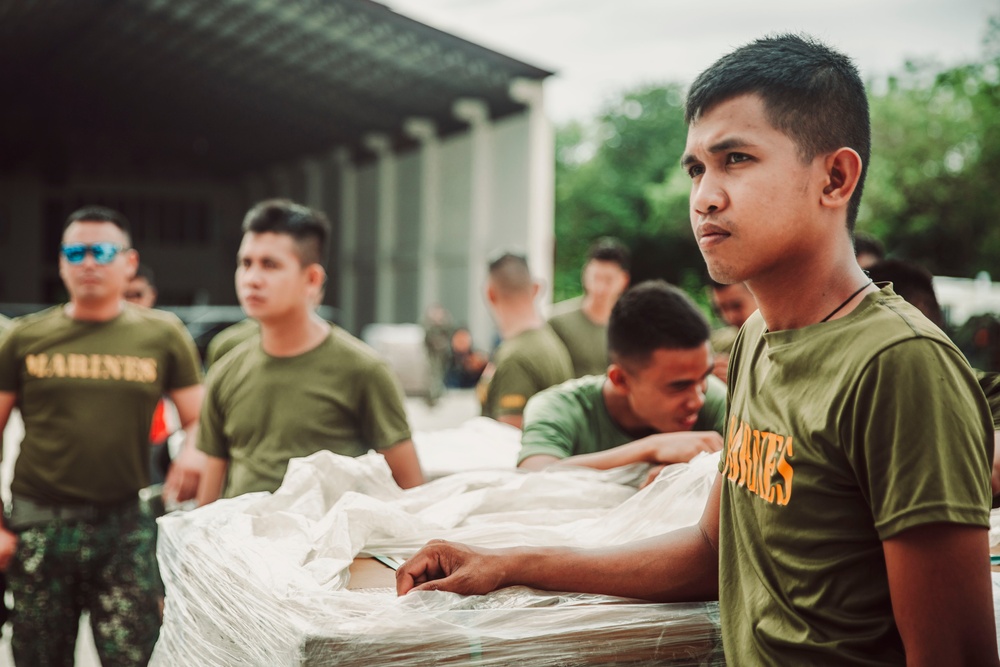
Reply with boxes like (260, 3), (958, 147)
(0, 206), (205, 666)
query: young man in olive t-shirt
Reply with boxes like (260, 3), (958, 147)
(0, 206), (205, 666)
(477, 252), (573, 429)
(520, 281), (724, 485)
(395, 36), (997, 666)
(547, 237), (631, 378)
(196, 199), (423, 504)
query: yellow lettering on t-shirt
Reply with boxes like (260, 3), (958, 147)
(50, 354), (67, 378)
(722, 418), (794, 507)
(775, 437), (794, 506)
(68, 354), (89, 378)
(22, 353), (158, 384)
(139, 358), (158, 383)
(498, 394), (526, 410)
(103, 356), (122, 380)
(25, 354), (49, 378)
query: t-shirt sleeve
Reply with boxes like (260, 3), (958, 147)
(0, 322), (20, 393)
(849, 338), (992, 540)
(696, 374), (728, 435)
(163, 317), (203, 390)
(486, 356), (537, 418)
(518, 389), (581, 463)
(977, 371), (1000, 429)
(359, 360), (412, 451)
(196, 368), (229, 459)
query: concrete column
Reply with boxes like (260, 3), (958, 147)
(364, 133), (398, 324)
(453, 98), (493, 351)
(334, 148), (358, 333)
(510, 78), (555, 313)
(404, 117), (442, 317)
(302, 158), (325, 212)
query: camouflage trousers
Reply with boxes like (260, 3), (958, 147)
(8, 503), (161, 667)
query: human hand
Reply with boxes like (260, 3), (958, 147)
(396, 539), (510, 596)
(0, 527), (18, 572)
(163, 445), (206, 504)
(645, 431), (723, 465)
(640, 464), (667, 489)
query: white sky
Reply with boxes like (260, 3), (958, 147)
(387, 0), (998, 124)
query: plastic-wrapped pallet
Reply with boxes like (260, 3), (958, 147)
(152, 450), (724, 666)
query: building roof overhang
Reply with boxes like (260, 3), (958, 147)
(0, 0), (554, 177)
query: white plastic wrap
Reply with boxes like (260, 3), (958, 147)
(152, 450), (723, 666)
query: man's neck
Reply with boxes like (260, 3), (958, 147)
(750, 251), (873, 332)
(497, 306), (544, 340)
(65, 298), (124, 322)
(580, 294), (612, 326)
(259, 310), (329, 357)
(601, 378), (655, 438)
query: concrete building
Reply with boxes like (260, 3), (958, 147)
(0, 0), (555, 347)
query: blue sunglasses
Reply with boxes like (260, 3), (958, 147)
(60, 242), (127, 265)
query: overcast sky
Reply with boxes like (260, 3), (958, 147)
(388, 0), (998, 124)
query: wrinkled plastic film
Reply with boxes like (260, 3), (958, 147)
(152, 433), (723, 666)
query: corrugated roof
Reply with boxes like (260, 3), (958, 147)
(0, 0), (554, 175)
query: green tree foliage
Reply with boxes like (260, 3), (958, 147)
(555, 16), (1000, 307)
(553, 83), (703, 303)
(861, 20), (1000, 278)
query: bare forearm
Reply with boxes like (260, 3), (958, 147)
(500, 526), (718, 602)
(196, 456), (228, 506)
(558, 440), (650, 470)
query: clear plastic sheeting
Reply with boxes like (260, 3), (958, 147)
(152, 450), (723, 666)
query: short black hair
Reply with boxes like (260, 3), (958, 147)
(853, 232), (885, 259)
(685, 34), (871, 232)
(242, 199), (331, 267)
(608, 280), (710, 367)
(866, 258), (944, 328)
(133, 263), (156, 288)
(586, 237), (631, 272)
(487, 251), (533, 295)
(64, 206), (132, 246)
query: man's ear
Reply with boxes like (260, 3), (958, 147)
(820, 147), (863, 210)
(306, 264), (326, 290)
(607, 364), (629, 394)
(125, 249), (139, 280)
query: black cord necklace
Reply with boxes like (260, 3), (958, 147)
(820, 280), (874, 323)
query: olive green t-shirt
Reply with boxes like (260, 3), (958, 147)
(0, 304), (202, 505)
(0, 314), (11, 334)
(719, 286), (992, 666)
(547, 300), (608, 378)
(518, 374), (727, 464)
(978, 370), (1000, 428)
(204, 318), (258, 368)
(478, 325), (574, 420)
(198, 325), (412, 498)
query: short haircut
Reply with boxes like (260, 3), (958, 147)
(608, 280), (710, 367)
(586, 237), (631, 272)
(242, 199), (331, 267)
(853, 232), (885, 259)
(64, 206), (132, 246)
(488, 251), (534, 296)
(133, 263), (156, 288)
(685, 34), (871, 232)
(866, 258), (944, 328)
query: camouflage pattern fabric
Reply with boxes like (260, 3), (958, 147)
(8, 504), (160, 667)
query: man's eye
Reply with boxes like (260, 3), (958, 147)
(727, 153), (751, 164)
(687, 164), (705, 178)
